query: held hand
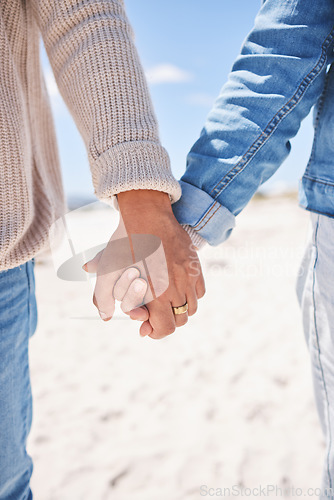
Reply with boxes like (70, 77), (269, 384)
(116, 190), (205, 339)
(83, 190), (205, 339)
(82, 211), (153, 321)
(83, 253), (150, 321)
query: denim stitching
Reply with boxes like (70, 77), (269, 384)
(194, 202), (221, 232)
(191, 201), (218, 230)
(209, 28), (334, 199)
(23, 262), (32, 442)
(302, 174), (334, 188)
(312, 215), (333, 496)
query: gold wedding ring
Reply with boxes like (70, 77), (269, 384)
(172, 302), (188, 315)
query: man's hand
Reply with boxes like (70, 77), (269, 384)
(84, 190), (205, 339)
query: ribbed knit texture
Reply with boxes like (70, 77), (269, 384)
(181, 225), (207, 250)
(0, 0), (182, 271)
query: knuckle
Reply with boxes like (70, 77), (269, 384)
(149, 331), (164, 340)
(197, 284), (206, 298)
(172, 276), (185, 292)
(165, 325), (176, 336)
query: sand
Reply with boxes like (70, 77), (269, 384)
(28, 195), (325, 499)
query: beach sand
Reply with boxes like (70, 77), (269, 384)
(28, 195), (324, 499)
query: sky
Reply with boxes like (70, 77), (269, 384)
(41, 0), (315, 200)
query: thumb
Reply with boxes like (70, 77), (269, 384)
(82, 249), (103, 273)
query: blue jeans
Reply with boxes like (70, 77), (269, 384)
(297, 213), (334, 499)
(0, 259), (37, 500)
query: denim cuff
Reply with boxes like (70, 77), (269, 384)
(172, 180), (236, 246)
(299, 176), (334, 217)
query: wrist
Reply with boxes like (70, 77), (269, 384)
(117, 190), (174, 233)
(117, 189), (172, 214)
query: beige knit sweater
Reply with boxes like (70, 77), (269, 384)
(0, 0), (203, 272)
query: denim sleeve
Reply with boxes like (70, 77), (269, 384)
(172, 0), (334, 246)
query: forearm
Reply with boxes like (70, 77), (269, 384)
(173, 0), (334, 245)
(31, 0), (181, 203)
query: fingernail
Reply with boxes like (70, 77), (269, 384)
(99, 311), (109, 320)
(82, 263), (88, 271)
(134, 280), (145, 292)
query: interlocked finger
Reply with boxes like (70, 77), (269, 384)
(121, 278), (148, 313)
(113, 266), (141, 301)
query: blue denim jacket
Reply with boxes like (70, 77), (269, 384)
(172, 0), (334, 246)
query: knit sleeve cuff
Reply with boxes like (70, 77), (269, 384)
(90, 141), (182, 205)
(181, 224), (207, 250)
